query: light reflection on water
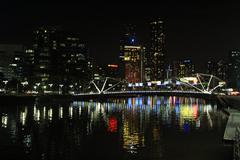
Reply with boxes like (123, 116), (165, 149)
(0, 96), (231, 160)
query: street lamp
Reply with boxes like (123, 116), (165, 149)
(21, 81), (28, 93)
(59, 84), (63, 94)
(48, 83), (53, 93)
(3, 80), (8, 94)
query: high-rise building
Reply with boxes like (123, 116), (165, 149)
(120, 24), (145, 83)
(105, 64), (119, 79)
(173, 59), (195, 78)
(148, 18), (166, 81)
(228, 50), (240, 89)
(0, 44), (25, 80)
(206, 61), (217, 75)
(206, 60), (228, 82)
(216, 60), (228, 81)
(10, 54), (26, 80)
(120, 24), (137, 79)
(24, 48), (35, 82)
(122, 45), (145, 83)
(32, 26), (90, 87)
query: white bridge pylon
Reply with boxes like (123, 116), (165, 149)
(178, 73), (226, 94)
(88, 77), (126, 94)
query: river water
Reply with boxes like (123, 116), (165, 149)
(0, 96), (232, 160)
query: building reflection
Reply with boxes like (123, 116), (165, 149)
(0, 96), (219, 159)
(1, 113), (7, 128)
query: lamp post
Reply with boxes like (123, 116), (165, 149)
(48, 83), (53, 94)
(35, 83), (40, 94)
(59, 84), (63, 94)
(21, 81), (28, 94)
(3, 80), (8, 94)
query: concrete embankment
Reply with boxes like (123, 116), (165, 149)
(217, 95), (240, 109)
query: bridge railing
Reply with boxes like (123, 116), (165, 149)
(74, 90), (212, 96)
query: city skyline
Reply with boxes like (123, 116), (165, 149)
(0, 3), (238, 160)
(0, 2), (240, 70)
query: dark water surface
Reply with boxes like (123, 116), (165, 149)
(0, 96), (232, 160)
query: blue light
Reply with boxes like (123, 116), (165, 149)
(128, 98), (132, 106)
(183, 122), (190, 134)
(131, 38), (135, 43)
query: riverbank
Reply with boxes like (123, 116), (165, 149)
(0, 94), (36, 104)
(0, 91), (219, 105)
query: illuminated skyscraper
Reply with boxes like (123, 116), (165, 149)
(32, 26), (90, 87)
(148, 18), (165, 81)
(120, 24), (145, 83)
(120, 24), (137, 79)
(228, 50), (240, 89)
(179, 59), (195, 77)
(171, 59), (195, 78)
(206, 61), (217, 75)
(206, 60), (227, 81)
(216, 60), (228, 81)
(0, 44), (25, 80)
(122, 45), (145, 83)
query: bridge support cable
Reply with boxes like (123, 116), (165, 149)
(103, 80), (125, 93)
(209, 84), (224, 94)
(207, 75), (213, 91)
(179, 73), (226, 94)
(196, 73), (206, 92)
(100, 77), (109, 93)
(90, 81), (101, 94)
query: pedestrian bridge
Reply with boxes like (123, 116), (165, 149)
(78, 73), (225, 98)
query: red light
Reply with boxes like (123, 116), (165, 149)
(108, 64), (118, 68)
(108, 116), (118, 133)
(193, 104), (198, 119)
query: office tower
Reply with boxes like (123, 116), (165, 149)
(0, 44), (25, 80)
(122, 45), (145, 83)
(148, 18), (166, 81)
(216, 60), (228, 81)
(172, 59), (195, 78)
(32, 26), (89, 86)
(120, 24), (137, 79)
(228, 50), (240, 89)
(206, 61), (217, 75)
(120, 24), (145, 83)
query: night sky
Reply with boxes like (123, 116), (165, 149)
(0, 2), (240, 71)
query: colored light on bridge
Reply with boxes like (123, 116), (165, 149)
(157, 81), (161, 85)
(108, 116), (118, 133)
(180, 77), (198, 84)
(108, 64), (118, 68)
(176, 81), (181, 85)
(128, 83), (133, 87)
(147, 82), (152, 86)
